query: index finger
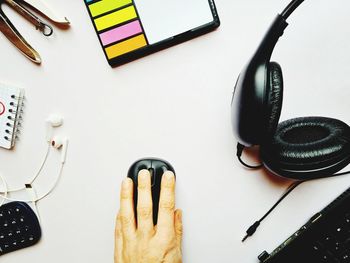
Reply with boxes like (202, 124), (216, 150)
(156, 171), (176, 236)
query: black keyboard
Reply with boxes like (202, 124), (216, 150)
(309, 213), (350, 262)
(0, 202), (41, 256)
(258, 187), (350, 263)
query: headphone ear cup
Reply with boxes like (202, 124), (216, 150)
(261, 117), (350, 179)
(266, 62), (284, 138)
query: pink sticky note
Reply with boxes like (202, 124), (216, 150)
(100, 20), (143, 46)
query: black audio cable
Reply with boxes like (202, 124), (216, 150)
(242, 180), (304, 242)
(236, 143), (263, 169)
(242, 169), (350, 242)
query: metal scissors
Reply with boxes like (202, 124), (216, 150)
(0, 0), (70, 64)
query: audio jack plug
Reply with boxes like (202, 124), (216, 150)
(241, 181), (304, 243)
(242, 221), (261, 242)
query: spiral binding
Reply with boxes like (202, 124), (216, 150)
(4, 93), (24, 145)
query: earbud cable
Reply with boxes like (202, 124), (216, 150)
(0, 142), (64, 204)
(0, 163), (64, 203)
(0, 173), (8, 207)
(2, 143), (51, 193)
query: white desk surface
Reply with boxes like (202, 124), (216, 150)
(1, 0), (350, 262)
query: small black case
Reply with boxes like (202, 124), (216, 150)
(0, 202), (41, 256)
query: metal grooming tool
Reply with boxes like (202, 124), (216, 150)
(0, 0), (70, 64)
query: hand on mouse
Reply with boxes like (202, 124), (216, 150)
(115, 169), (183, 263)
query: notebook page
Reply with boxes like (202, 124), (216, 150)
(0, 84), (23, 149)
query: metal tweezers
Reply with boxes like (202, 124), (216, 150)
(0, 0), (70, 64)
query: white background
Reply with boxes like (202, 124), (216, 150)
(1, 0), (350, 262)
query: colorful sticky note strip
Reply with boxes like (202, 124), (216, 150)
(105, 34), (147, 59)
(94, 5), (137, 31)
(100, 20), (143, 46)
(85, 0), (148, 64)
(89, 0), (132, 17)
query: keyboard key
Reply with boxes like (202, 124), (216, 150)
(322, 235), (334, 244)
(342, 219), (350, 238)
(318, 251), (337, 263)
(310, 242), (324, 258)
(309, 243), (334, 262)
(334, 225), (350, 242)
(329, 241), (343, 255)
(340, 252), (350, 263)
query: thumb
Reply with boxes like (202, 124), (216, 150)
(174, 209), (183, 247)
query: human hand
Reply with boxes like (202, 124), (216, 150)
(115, 169), (183, 263)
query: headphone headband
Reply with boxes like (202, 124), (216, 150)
(231, 0), (305, 146)
(281, 0), (304, 20)
(231, 15), (287, 146)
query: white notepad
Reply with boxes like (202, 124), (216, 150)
(135, 0), (215, 44)
(84, 0), (220, 66)
(0, 84), (24, 149)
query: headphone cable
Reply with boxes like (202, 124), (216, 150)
(236, 143), (263, 169)
(242, 180), (304, 242)
(242, 170), (350, 242)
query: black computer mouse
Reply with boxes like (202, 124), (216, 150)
(127, 158), (175, 225)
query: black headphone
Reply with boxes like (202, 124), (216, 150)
(231, 0), (350, 180)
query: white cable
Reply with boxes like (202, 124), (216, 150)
(0, 141), (65, 205)
(29, 143), (52, 185)
(25, 184), (41, 223)
(0, 163), (64, 203)
(0, 173), (8, 207)
(3, 143), (51, 193)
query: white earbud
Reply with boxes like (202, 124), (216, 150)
(51, 137), (68, 164)
(46, 115), (64, 142)
(0, 115), (69, 206)
(47, 115), (64, 127)
(45, 115), (68, 163)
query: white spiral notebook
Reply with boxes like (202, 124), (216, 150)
(0, 83), (24, 149)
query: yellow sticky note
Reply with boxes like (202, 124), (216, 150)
(89, 0), (132, 18)
(94, 5), (137, 31)
(105, 34), (147, 59)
